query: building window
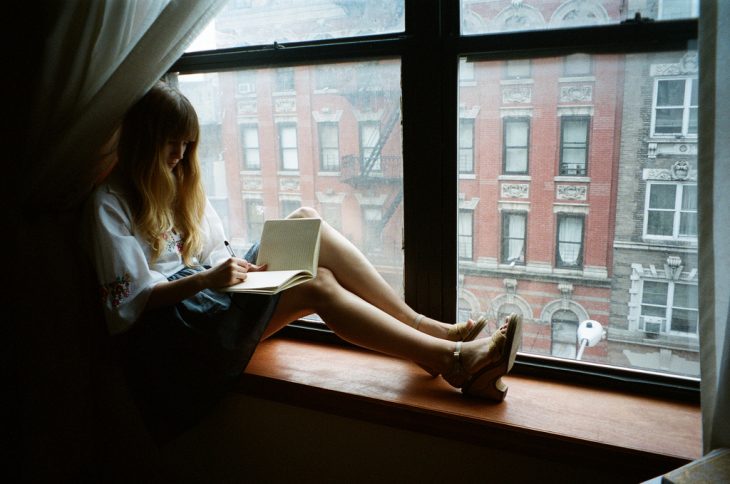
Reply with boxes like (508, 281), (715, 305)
(458, 209), (474, 260)
(459, 58), (475, 82)
(563, 54), (592, 76)
(280, 198), (301, 218)
(505, 59), (531, 79)
(501, 212), (526, 265)
(245, 199), (265, 241)
(503, 118), (529, 174)
(458, 118), (475, 174)
(559, 116), (590, 176)
(652, 77), (698, 137)
(319, 122), (340, 172)
(359, 121), (381, 173)
(236, 70), (256, 95)
(556, 214), (584, 269)
(658, 0), (699, 20)
(278, 123), (298, 171)
(320, 203), (342, 232)
(362, 206), (382, 251)
(239, 124), (260, 171)
(640, 280), (698, 335)
(551, 310), (579, 358)
(645, 183), (697, 239)
(275, 67), (295, 92)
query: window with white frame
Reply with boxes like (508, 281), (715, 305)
(640, 280), (698, 335)
(501, 211), (526, 265)
(458, 209), (473, 260)
(458, 118), (474, 174)
(563, 53), (592, 77)
(359, 121), (382, 173)
(556, 214), (584, 269)
(239, 124), (260, 171)
(658, 0), (699, 20)
(652, 77), (698, 137)
(318, 122), (340, 172)
(245, 198), (265, 242)
(277, 123), (299, 171)
(505, 59), (531, 79)
(559, 116), (590, 176)
(645, 182), (697, 239)
(503, 117), (529, 174)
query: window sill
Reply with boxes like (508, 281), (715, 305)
(237, 337), (701, 479)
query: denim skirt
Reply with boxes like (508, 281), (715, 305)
(123, 244), (280, 442)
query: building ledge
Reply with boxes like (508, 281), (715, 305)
(237, 337), (701, 480)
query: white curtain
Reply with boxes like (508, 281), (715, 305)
(21, 0), (227, 211)
(558, 216), (582, 265)
(11, 0), (227, 478)
(506, 213), (525, 262)
(699, 0), (730, 453)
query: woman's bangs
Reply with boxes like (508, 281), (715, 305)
(164, 97), (199, 143)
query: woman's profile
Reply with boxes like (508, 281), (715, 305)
(86, 81), (522, 440)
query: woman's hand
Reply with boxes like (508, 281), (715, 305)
(201, 258), (267, 288)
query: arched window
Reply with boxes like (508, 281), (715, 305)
(551, 310), (579, 358)
(497, 303), (522, 323)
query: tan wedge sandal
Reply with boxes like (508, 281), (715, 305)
(415, 315), (488, 377)
(442, 314), (522, 402)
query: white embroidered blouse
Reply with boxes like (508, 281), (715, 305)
(86, 182), (230, 335)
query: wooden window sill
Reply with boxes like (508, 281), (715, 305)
(237, 337), (701, 479)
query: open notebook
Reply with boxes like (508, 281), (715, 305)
(221, 218), (322, 295)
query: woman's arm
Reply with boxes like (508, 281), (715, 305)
(144, 257), (264, 310)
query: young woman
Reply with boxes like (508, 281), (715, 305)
(86, 82), (522, 439)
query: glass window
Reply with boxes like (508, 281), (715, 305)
(187, 0), (405, 51)
(177, 59), (403, 286)
(501, 212), (526, 265)
(640, 281), (698, 335)
(457, 50), (699, 378)
(278, 123), (299, 171)
(319, 122), (340, 172)
(551, 310), (579, 359)
(645, 183), (697, 239)
(459, 118), (475, 174)
(503, 118), (529, 174)
(239, 124), (260, 171)
(653, 78), (698, 137)
(460, 0), (698, 35)
(559, 116), (590, 176)
(458, 210), (474, 260)
(556, 214), (584, 269)
(564, 54), (592, 76)
(275, 67), (295, 92)
(505, 59), (531, 79)
(359, 121), (382, 173)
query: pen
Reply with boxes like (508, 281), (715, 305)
(224, 240), (237, 258)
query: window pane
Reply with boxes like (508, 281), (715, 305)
(460, 0), (697, 36)
(457, 50), (699, 378)
(177, 59), (403, 294)
(187, 0), (405, 51)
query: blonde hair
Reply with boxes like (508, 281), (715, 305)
(116, 81), (206, 266)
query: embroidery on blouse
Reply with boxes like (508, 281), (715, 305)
(161, 228), (183, 254)
(101, 273), (131, 308)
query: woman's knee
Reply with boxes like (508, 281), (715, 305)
(287, 206), (320, 219)
(304, 267), (340, 302)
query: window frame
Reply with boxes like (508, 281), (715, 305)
(639, 279), (699, 337)
(650, 77), (698, 138)
(172, 1), (700, 399)
(277, 122), (299, 172)
(502, 117), (530, 175)
(643, 182), (698, 241)
(500, 210), (526, 265)
(318, 122), (340, 172)
(239, 123), (261, 171)
(558, 115), (590, 176)
(458, 117), (475, 174)
(555, 213), (585, 270)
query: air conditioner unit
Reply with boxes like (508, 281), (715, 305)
(641, 316), (666, 334)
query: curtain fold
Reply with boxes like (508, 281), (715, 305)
(699, 0), (730, 453)
(22, 0), (227, 212)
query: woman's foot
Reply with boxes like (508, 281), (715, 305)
(415, 315), (489, 377)
(442, 314), (522, 402)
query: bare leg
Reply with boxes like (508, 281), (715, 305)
(287, 207), (467, 339)
(261, 268), (505, 376)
